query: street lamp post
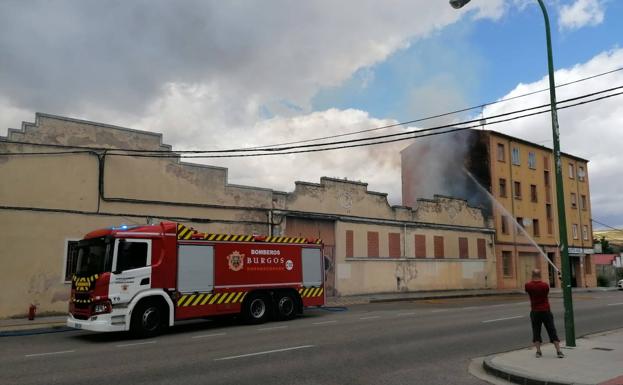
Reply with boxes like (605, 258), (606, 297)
(449, 0), (576, 346)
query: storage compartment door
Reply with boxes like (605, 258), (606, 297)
(178, 245), (214, 292)
(302, 248), (322, 287)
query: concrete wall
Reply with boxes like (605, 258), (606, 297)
(0, 113), (496, 317)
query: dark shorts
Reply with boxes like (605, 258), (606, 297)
(530, 310), (559, 343)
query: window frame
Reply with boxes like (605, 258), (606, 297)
(530, 184), (538, 203)
(62, 239), (81, 283)
(570, 192), (577, 209)
(528, 152), (536, 169)
(499, 178), (507, 198)
(497, 143), (506, 162)
(112, 238), (152, 273)
(513, 181), (522, 199)
(572, 224), (579, 240)
(511, 147), (520, 166)
(502, 251), (513, 277)
(568, 163), (575, 179)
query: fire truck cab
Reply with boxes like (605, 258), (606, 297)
(67, 222), (325, 337)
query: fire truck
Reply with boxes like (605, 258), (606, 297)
(67, 222), (325, 337)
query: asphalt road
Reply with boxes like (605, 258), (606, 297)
(1, 291), (622, 385)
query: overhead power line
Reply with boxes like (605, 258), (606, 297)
(592, 218), (623, 233)
(2, 85), (622, 159)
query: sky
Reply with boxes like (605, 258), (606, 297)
(1, 0), (622, 229)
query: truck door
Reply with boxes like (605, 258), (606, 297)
(177, 245), (214, 293)
(302, 248), (323, 287)
(109, 239), (152, 305)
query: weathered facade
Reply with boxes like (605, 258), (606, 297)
(0, 113), (495, 318)
(401, 129), (596, 290)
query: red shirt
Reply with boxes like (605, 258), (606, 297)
(525, 280), (551, 311)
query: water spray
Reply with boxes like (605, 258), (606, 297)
(462, 168), (560, 274)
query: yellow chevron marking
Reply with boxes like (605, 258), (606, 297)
(183, 295), (196, 307)
(192, 294), (205, 306)
(209, 293), (221, 305)
(223, 292), (236, 304)
(200, 294), (213, 305)
(304, 288), (312, 297)
(217, 293), (230, 304)
(240, 292), (248, 302)
(319, 288), (324, 296)
(232, 292), (243, 303)
(177, 295), (187, 307)
(315, 287), (322, 297)
(298, 288), (304, 294)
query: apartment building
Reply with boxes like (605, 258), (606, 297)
(402, 129), (595, 290)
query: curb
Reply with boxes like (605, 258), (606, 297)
(482, 356), (592, 385)
(0, 325), (73, 337)
(369, 291), (525, 303)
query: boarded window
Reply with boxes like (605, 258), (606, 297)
(414, 234), (426, 258)
(533, 219), (540, 237)
(459, 237), (468, 259)
(434, 236), (444, 259)
(543, 155), (550, 171)
(497, 143), (505, 161)
(367, 231), (379, 258)
(346, 230), (354, 258)
(581, 195), (587, 210)
(501, 215), (509, 234)
(572, 224), (578, 239)
(388, 233), (401, 258)
(499, 178), (507, 198)
(502, 251), (513, 277)
(568, 163), (575, 179)
(477, 238), (486, 259)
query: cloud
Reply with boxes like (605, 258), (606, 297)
(483, 48), (623, 227)
(559, 0), (605, 31)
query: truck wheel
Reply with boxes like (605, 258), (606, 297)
(244, 293), (270, 324)
(276, 292), (296, 321)
(131, 300), (165, 338)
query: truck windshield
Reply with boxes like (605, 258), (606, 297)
(75, 238), (112, 276)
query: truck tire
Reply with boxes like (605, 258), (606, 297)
(130, 300), (166, 338)
(276, 292), (296, 321)
(243, 293), (270, 324)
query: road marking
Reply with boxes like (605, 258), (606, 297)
(359, 316), (381, 320)
(257, 326), (288, 331)
(461, 306), (479, 310)
(397, 312), (417, 316)
(431, 309), (449, 313)
(312, 320), (338, 325)
(482, 316), (523, 323)
(116, 341), (157, 348)
(607, 302), (623, 306)
(214, 345), (315, 361)
(25, 350), (75, 358)
(191, 332), (227, 339)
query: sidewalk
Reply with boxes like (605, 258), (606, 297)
(481, 329), (623, 385)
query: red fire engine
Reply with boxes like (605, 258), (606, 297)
(67, 222), (325, 337)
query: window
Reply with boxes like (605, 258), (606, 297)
(585, 255), (592, 274)
(533, 219), (540, 237)
(346, 230), (354, 258)
(511, 147), (520, 165)
(546, 204), (552, 219)
(572, 224), (578, 240)
(115, 240), (149, 271)
(499, 178), (507, 198)
(502, 251), (513, 277)
(546, 204), (553, 234)
(367, 232), (379, 258)
(514, 181), (522, 199)
(570, 193), (577, 208)
(543, 155), (550, 171)
(568, 163), (575, 179)
(501, 215), (509, 234)
(64, 240), (80, 282)
(497, 143), (505, 162)
(459, 237), (469, 259)
(582, 225), (589, 241)
(414, 234), (426, 258)
(434, 236), (444, 259)
(581, 195), (587, 210)
(388, 233), (401, 258)
(578, 166), (585, 182)
(528, 152), (536, 169)
(530, 184), (537, 202)
(501, 215), (508, 234)
(516, 217), (524, 234)
(477, 238), (486, 259)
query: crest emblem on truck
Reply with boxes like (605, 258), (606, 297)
(227, 251), (245, 272)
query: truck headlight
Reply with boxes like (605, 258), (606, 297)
(93, 301), (112, 315)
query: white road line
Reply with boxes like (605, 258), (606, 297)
(257, 326), (288, 331)
(25, 350), (75, 358)
(397, 312), (417, 316)
(607, 302), (623, 306)
(312, 320), (338, 325)
(461, 306), (479, 310)
(191, 332), (227, 339)
(214, 345), (315, 361)
(359, 316), (381, 320)
(431, 309), (449, 313)
(482, 316), (523, 323)
(116, 341), (157, 348)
